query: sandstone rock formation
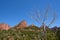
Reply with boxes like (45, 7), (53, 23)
(0, 23), (10, 30)
(14, 20), (27, 29)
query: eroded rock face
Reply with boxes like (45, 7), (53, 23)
(15, 20), (27, 29)
(0, 23), (10, 30)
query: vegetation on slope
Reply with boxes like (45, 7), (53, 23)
(0, 26), (60, 40)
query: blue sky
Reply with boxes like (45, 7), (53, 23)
(0, 0), (60, 27)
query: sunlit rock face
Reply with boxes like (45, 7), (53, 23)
(20, 20), (27, 28)
(0, 23), (10, 30)
(14, 20), (27, 29)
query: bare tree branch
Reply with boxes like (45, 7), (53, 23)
(42, 6), (50, 24)
(30, 15), (41, 24)
(35, 10), (42, 22)
(27, 5), (56, 40)
(28, 9), (42, 25)
(48, 12), (56, 26)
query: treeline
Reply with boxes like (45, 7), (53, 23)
(0, 26), (60, 40)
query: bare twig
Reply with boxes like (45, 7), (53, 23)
(48, 12), (56, 26)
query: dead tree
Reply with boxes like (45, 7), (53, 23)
(28, 6), (56, 40)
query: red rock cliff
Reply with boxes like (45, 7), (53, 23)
(14, 20), (27, 29)
(0, 23), (10, 30)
